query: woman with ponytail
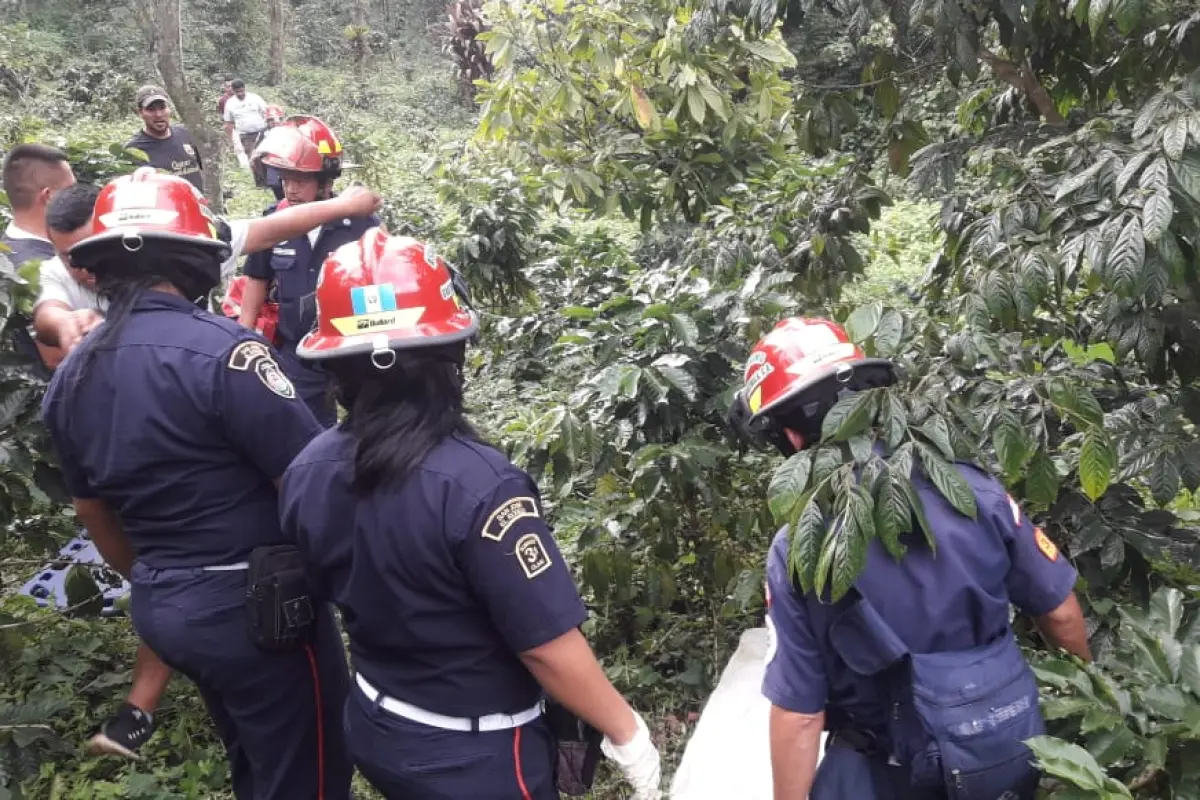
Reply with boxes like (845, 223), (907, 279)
(280, 228), (663, 800)
(41, 169), (353, 800)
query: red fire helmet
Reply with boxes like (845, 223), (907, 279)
(297, 228), (477, 361)
(259, 114), (342, 176)
(742, 317), (892, 419)
(265, 104), (285, 124)
(69, 167), (230, 266)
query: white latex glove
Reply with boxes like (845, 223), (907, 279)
(601, 711), (662, 800)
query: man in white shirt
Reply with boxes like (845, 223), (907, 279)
(222, 79), (269, 185)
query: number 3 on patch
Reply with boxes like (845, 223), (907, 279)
(515, 533), (552, 579)
(1034, 527), (1059, 561)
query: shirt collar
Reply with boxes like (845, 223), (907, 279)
(5, 222), (50, 243)
(134, 289), (200, 313)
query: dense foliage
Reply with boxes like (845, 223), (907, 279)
(3, 0), (1200, 795)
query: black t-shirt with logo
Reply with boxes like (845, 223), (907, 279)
(126, 126), (204, 192)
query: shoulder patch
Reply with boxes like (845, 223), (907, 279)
(1035, 527), (1059, 561)
(255, 358), (296, 400)
(514, 533), (552, 579)
(227, 340), (273, 371)
(481, 496), (539, 542)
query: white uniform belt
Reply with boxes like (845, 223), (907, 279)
(201, 562), (250, 572)
(354, 673), (542, 733)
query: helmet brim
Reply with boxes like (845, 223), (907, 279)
(749, 357), (898, 420)
(69, 229), (231, 270)
(296, 310), (479, 361)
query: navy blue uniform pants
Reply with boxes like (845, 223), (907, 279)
(131, 562), (353, 800)
(812, 744), (947, 800)
(277, 343), (336, 428)
(343, 683), (558, 800)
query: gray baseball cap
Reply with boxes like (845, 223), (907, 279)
(136, 85), (171, 109)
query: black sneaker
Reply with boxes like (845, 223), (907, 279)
(87, 703), (154, 759)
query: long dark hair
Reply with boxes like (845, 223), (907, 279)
(62, 239), (222, 386)
(323, 343), (478, 493)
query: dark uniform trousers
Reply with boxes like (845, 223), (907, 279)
(343, 685), (558, 800)
(131, 562), (353, 800)
(812, 743), (949, 800)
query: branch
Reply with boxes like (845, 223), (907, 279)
(793, 61), (947, 92)
(978, 48), (1066, 127)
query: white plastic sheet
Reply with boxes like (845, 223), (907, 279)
(669, 627), (826, 799)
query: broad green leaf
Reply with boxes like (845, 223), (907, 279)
(1088, 0), (1113, 36)
(790, 498), (826, 593)
(1025, 449), (1061, 509)
(1025, 736), (1118, 794)
(741, 38), (798, 67)
(1142, 192), (1174, 243)
(1182, 644), (1200, 696)
(882, 392), (908, 449)
(992, 410), (1030, 480)
(874, 309), (904, 355)
(1080, 429), (1115, 501)
(1150, 457), (1181, 507)
(848, 434), (874, 465)
(1143, 735), (1169, 769)
(1042, 696), (1096, 720)
(657, 365), (697, 401)
(769, 451), (813, 524)
(917, 415), (955, 461)
(820, 390), (880, 443)
(1033, 658), (1098, 696)
(669, 313), (699, 347)
(1171, 153), (1200, 204)
(561, 306), (597, 320)
(1110, 0), (1142, 34)
(1108, 216), (1145, 296)
(1150, 587), (1186, 639)
(831, 488), (874, 601)
(686, 87), (706, 125)
(63, 565), (102, 614)
(1141, 685), (1191, 720)
(1087, 726), (1136, 766)
(873, 467), (912, 559)
(845, 303), (882, 343)
(917, 443), (978, 519)
(1164, 116), (1190, 160)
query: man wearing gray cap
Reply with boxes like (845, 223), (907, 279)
(125, 85), (204, 192)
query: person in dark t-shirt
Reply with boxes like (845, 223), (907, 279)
(125, 85), (204, 193)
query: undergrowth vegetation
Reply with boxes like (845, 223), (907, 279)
(2, 0), (1200, 797)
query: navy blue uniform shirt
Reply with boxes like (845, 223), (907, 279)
(243, 202), (379, 345)
(42, 290), (323, 568)
(281, 429), (588, 717)
(763, 462), (1078, 730)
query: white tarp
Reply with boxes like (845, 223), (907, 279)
(669, 627), (826, 799)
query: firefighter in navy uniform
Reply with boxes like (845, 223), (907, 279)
(278, 229), (663, 800)
(730, 317), (1092, 800)
(238, 115), (378, 426)
(41, 170), (352, 800)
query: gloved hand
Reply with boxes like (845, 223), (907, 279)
(601, 711), (661, 800)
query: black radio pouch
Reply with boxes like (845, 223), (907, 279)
(545, 698), (603, 796)
(245, 545), (316, 652)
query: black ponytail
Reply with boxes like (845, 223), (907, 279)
(322, 344), (479, 493)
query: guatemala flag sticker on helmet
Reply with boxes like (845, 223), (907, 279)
(297, 228), (478, 361)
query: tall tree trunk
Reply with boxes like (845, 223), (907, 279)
(138, 0), (225, 212)
(351, 0), (371, 77)
(267, 0), (285, 85)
